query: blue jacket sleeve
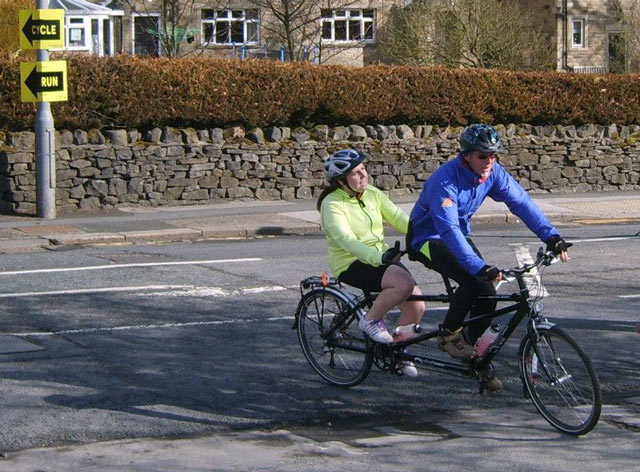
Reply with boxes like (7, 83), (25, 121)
(488, 165), (558, 242)
(428, 181), (486, 274)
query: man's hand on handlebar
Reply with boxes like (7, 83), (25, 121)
(381, 241), (402, 265)
(477, 264), (503, 283)
(546, 235), (573, 263)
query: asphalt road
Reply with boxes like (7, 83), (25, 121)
(0, 221), (638, 469)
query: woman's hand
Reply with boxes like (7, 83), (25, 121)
(382, 241), (401, 265)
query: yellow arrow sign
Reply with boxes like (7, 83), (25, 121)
(20, 61), (68, 103)
(19, 9), (65, 49)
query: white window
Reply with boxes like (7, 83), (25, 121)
(66, 17), (89, 50)
(321, 9), (375, 43)
(572, 18), (585, 48)
(201, 9), (259, 45)
(64, 15), (117, 56)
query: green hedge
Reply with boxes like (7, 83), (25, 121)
(1, 54), (640, 132)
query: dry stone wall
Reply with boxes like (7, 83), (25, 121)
(1, 123), (640, 214)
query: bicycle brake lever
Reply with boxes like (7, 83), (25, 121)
(540, 253), (560, 266)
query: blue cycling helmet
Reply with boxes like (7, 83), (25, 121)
(324, 149), (368, 183)
(459, 124), (504, 154)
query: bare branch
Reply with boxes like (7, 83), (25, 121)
(124, 0), (223, 57)
(252, 0), (358, 61)
(380, 0), (553, 71)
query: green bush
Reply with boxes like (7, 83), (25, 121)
(1, 55), (640, 132)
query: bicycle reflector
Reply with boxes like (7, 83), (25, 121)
(321, 271), (328, 286)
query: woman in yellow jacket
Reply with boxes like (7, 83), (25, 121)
(318, 149), (425, 376)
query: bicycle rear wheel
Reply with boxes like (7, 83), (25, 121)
(296, 287), (372, 387)
(519, 326), (601, 435)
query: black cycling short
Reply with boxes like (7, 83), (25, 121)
(338, 260), (412, 293)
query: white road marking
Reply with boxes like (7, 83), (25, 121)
(508, 236), (638, 247)
(0, 258), (263, 276)
(242, 286), (291, 294)
(0, 284), (298, 299)
(568, 236), (639, 243)
(5, 299), (444, 338)
(502, 245), (548, 297)
(619, 294), (640, 299)
(142, 285), (295, 297)
(0, 285), (190, 298)
(143, 286), (229, 297)
(6, 315), (295, 337)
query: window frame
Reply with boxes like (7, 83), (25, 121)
(201, 8), (260, 46)
(66, 16), (90, 51)
(571, 18), (586, 49)
(132, 12), (162, 56)
(321, 9), (376, 44)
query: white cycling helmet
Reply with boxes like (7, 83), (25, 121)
(324, 149), (368, 183)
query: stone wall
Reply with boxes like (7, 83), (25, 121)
(1, 123), (639, 214)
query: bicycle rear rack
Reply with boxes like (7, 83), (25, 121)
(300, 274), (339, 290)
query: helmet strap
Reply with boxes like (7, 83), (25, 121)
(338, 179), (360, 197)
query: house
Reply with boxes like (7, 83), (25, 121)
(48, 0), (124, 56)
(51, 0), (635, 71)
(104, 0), (401, 65)
(530, 0), (631, 73)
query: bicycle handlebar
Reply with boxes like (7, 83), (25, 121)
(501, 247), (559, 278)
(391, 241), (562, 280)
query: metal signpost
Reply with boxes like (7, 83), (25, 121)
(18, 1), (66, 219)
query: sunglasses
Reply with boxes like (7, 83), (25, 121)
(477, 152), (497, 160)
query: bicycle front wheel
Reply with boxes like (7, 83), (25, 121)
(296, 287), (372, 387)
(519, 326), (601, 435)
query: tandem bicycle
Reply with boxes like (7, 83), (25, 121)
(293, 247), (601, 436)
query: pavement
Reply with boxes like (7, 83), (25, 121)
(1, 190), (640, 253)
(1, 190), (640, 470)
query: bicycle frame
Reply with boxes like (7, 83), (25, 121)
(295, 248), (554, 382)
(322, 268), (544, 382)
(397, 289), (535, 376)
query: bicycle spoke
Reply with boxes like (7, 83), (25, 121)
(520, 327), (601, 435)
(297, 288), (372, 387)
(539, 339), (592, 411)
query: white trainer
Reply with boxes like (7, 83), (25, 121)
(398, 361), (418, 378)
(358, 316), (393, 344)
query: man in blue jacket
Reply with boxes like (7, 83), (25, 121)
(408, 124), (570, 389)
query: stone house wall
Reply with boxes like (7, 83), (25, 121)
(1, 123), (639, 215)
(566, 0), (611, 69)
(544, 0), (633, 72)
(118, 0), (400, 66)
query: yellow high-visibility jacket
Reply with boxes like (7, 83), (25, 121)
(320, 185), (408, 277)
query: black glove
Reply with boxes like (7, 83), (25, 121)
(477, 265), (501, 282)
(381, 241), (401, 265)
(546, 235), (573, 255)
